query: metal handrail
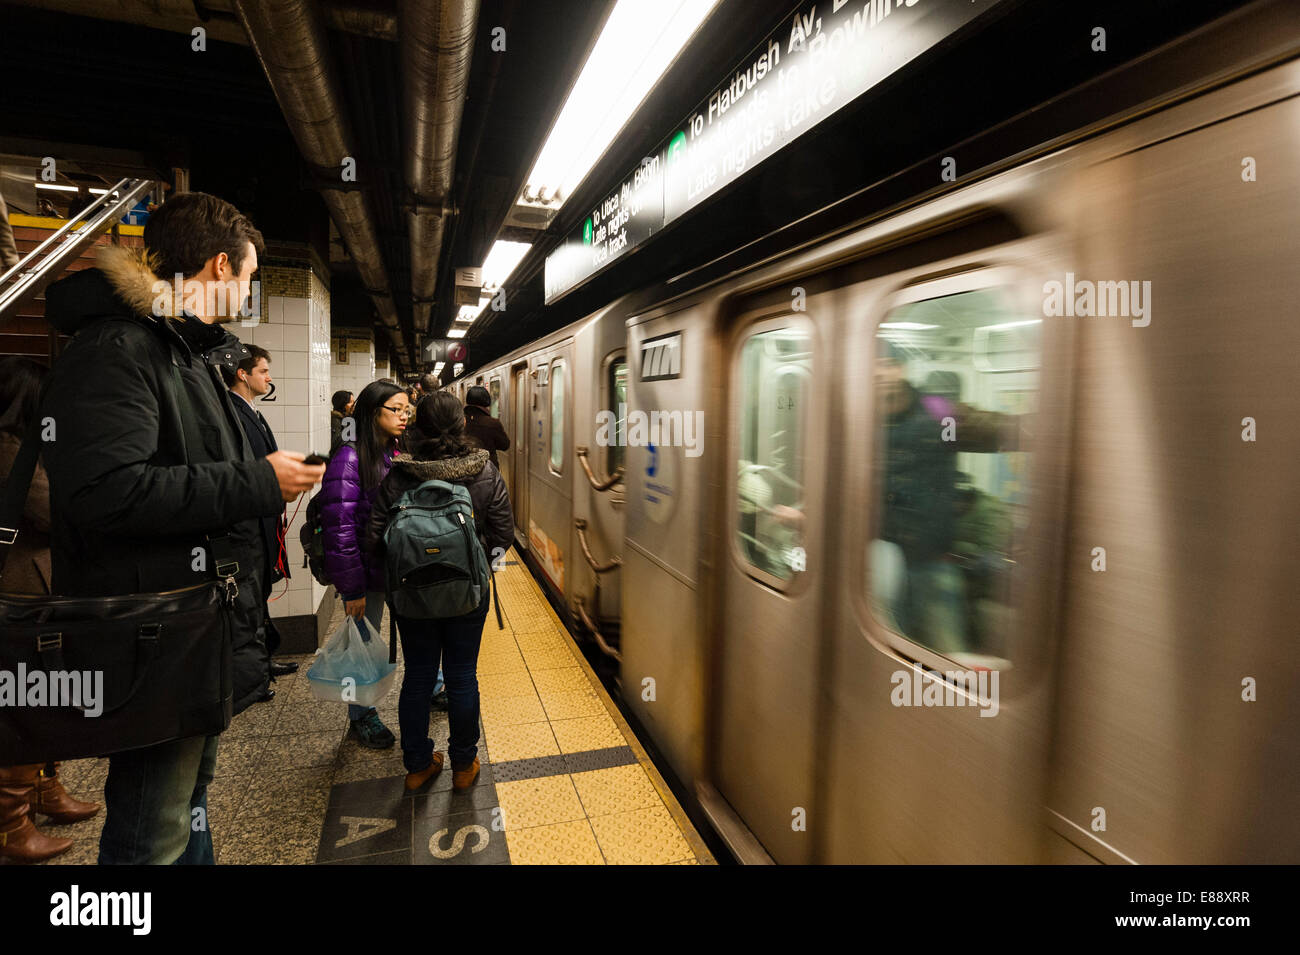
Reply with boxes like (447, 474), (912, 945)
(0, 178), (152, 323)
(574, 518), (621, 573)
(575, 445), (624, 492)
(573, 594), (621, 663)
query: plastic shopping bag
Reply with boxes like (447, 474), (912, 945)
(305, 615), (397, 706)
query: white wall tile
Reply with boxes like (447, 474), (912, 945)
(282, 299), (309, 325)
(258, 405), (284, 434)
(268, 296), (284, 324)
(279, 350), (308, 378)
(254, 324), (283, 349)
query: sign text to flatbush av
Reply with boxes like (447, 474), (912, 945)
(545, 0), (999, 302)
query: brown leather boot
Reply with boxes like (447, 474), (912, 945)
(0, 764), (73, 864)
(31, 764), (100, 824)
(451, 757), (480, 792)
(404, 752), (444, 792)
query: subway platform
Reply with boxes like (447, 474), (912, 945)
(40, 549), (714, 866)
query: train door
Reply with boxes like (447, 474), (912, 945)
(511, 362), (529, 535)
(714, 309), (828, 864)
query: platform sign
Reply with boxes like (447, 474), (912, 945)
(544, 0), (1001, 303)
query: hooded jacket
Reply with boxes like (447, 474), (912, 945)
(39, 245), (284, 715)
(318, 441), (397, 599)
(363, 447), (513, 577)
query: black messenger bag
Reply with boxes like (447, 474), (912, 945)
(0, 407), (237, 765)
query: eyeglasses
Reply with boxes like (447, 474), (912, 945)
(382, 405), (413, 418)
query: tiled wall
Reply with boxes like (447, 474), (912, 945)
(236, 261), (335, 632)
(331, 327), (377, 401)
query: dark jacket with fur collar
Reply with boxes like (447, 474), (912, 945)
(363, 447), (513, 572)
(39, 245), (283, 716)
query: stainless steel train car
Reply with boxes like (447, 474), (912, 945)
(452, 10), (1300, 864)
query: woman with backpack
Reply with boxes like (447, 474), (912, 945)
(364, 392), (512, 792)
(318, 379), (411, 748)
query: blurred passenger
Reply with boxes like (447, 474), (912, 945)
(419, 372), (439, 397)
(38, 192), (324, 864)
(0, 357), (100, 864)
(364, 392), (512, 792)
(875, 342), (1024, 654)
(463, 385), (510, 470)
(0, 191), (19, 272)
(329, 390), (354, 458)
(319, 380), (410, 748)
(223, 343), (297, 687)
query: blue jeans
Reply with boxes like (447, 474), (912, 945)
(98, 733), (219, 865)
(348, 591), (387, 722)
(396, 593), (489, 771)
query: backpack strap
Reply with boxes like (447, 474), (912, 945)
(490, 564), (504, 630)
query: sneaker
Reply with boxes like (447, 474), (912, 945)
(430, 689), (448, 711)
(349, 711), (395, 749)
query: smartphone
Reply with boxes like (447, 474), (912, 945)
(303, 453), (328, 466)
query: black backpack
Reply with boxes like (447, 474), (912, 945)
(300, 492), (330, 585)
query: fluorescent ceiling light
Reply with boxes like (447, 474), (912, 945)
(35, 183), (79, 192)
(433, 361), (445, 373)
(980, 319), (1042, 331)
(879, 322), (940, 330)
(447, 328), (466, 338)
(482, 240), (531, 289)
(523, 0), (719, 207)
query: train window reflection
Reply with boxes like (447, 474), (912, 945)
(736, 326), (811, 581)
(550, 360), (566, 473)
(871, 288), (1037, 664)
(489, 376), (501, 418)
(609, 358), (628, 477)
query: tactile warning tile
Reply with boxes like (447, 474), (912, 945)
(540, 688), (606, 721)
(521, 648), (579, 671)
(515, 630), (572, 653)
(588, 804), (694, 866)
(477, 669), (539, 698)
(505, 819), (606, 865)
(561, 746), (638, 774)
(571, 763), (663, 818)
(530, 666), (593, 696)
(499, 585), (566, 635)
(494, 774), (585, 830)
(477, 649), (528, 674)
(550, 714), (628, 754)
(479, 631), (520, 656)
(484, 720), (561, 762)
(480, 692), (547, 727)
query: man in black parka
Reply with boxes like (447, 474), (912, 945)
(39, 192), (324, 864)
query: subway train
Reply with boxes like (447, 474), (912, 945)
(449, 12), (1300, 864)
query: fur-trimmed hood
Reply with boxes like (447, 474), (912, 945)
(390, 448), (489, 482)
(44, 245), (246, 367)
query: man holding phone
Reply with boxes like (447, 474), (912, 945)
(224, 343), (298, 691)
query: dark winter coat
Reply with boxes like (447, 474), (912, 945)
(0, 431), (52, 595)
(363, 447), (513, 574)
(39, 245), (283, 715)
(318, 441), (396, 599)
(463, 404), (510, 470)
(230, 391), (287, 589)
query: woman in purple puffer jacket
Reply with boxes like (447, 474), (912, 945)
(318, 379), (411, 748)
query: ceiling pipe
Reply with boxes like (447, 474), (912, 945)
(400, 0), (479, 338)
(231, 0), (411, 368)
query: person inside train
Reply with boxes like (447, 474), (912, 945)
(318, 380), (410, 749)
(874, 341), (1026, 655)
(462, 385), (510, 470)
(363, 392), (512, 793)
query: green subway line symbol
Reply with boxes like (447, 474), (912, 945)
(583, 217), (593, 244)
(668, 130), (687, 164)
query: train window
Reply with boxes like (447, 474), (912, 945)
(870, 286), (1038, 662)
(550, 360), (565, 473)
(736, 326), (811, 582)
(489, 376), (501, 418)
(608, 357), (628, 477)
